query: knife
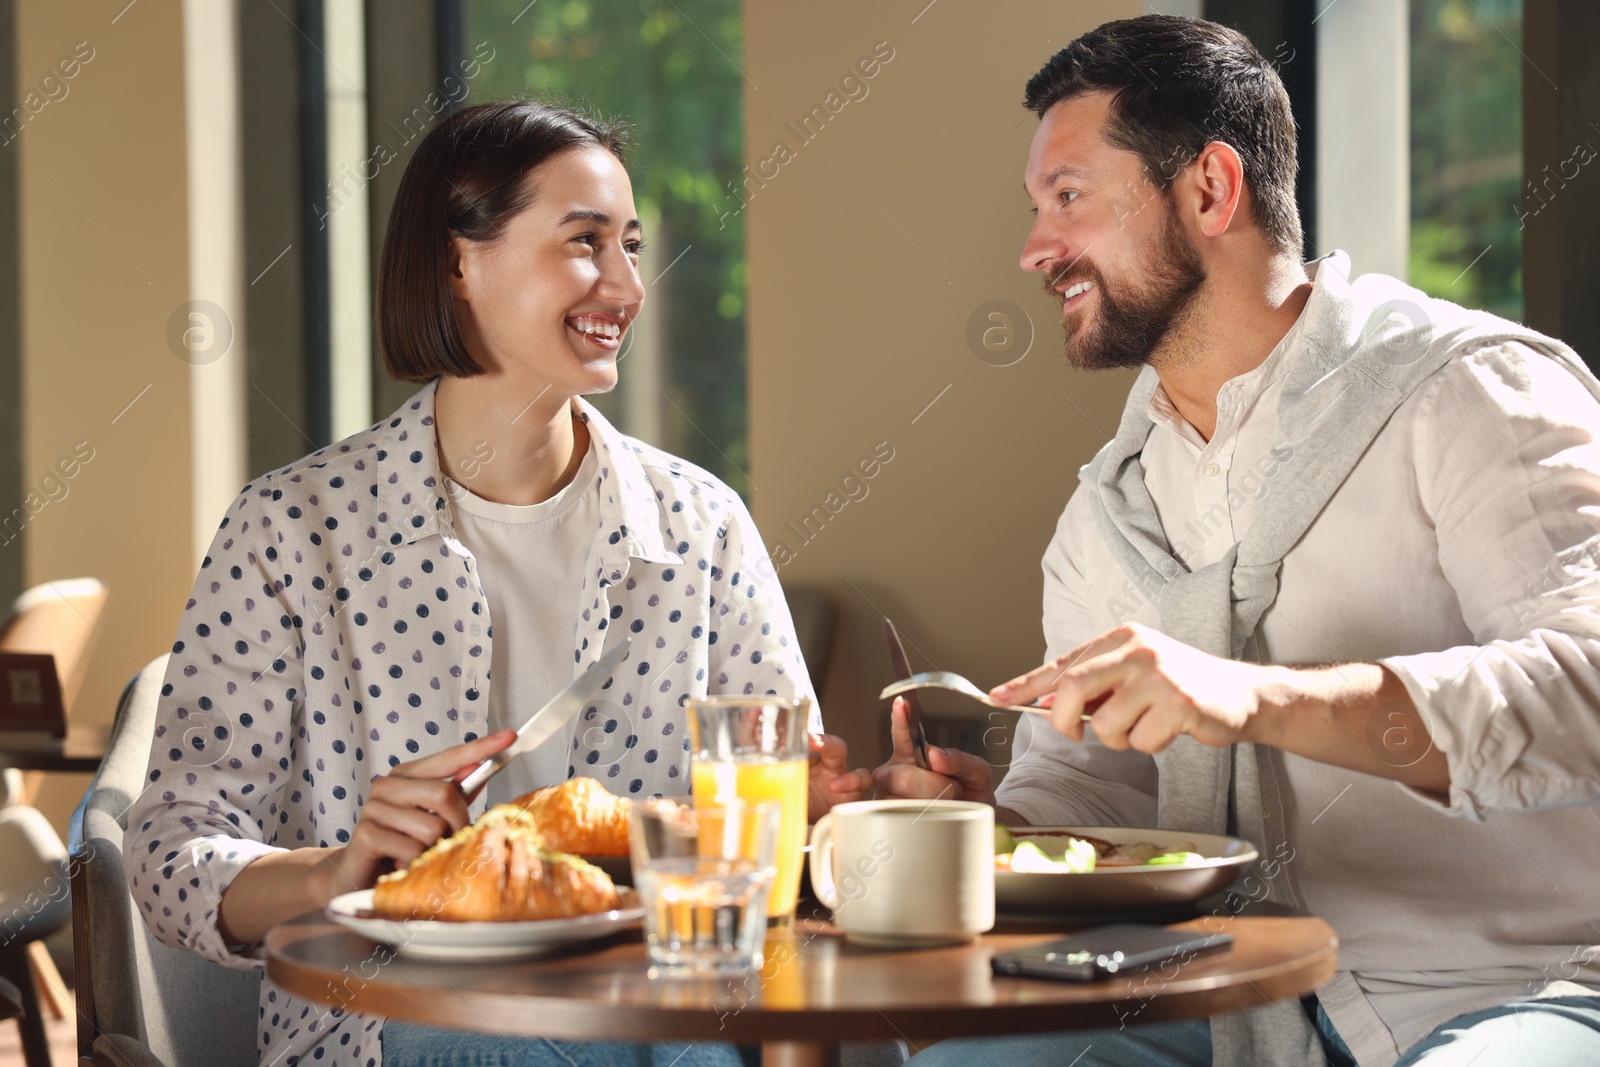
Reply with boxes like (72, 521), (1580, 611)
(458, 637), (632, 801)
(882, 617), (931, 770)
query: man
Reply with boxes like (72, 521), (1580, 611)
(873, 15), (1600, 1067)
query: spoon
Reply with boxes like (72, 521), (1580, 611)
(878, 671), (1093, 721)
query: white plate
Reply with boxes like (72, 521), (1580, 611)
(326, 888), (643, 961)
(995, 826), (1258, 916)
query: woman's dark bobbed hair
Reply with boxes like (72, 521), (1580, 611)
(377, 100), (628, 382)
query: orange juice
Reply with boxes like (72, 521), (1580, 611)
(692, 757), (808, 921)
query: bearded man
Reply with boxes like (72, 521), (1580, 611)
(872, 15), (1600, 1067)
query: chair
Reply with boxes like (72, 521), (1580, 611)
(1, 576), (109, 814)
(1, 577), (109, 813)
(70, 655), (261, 1067)
(0, 579), (109, 707)
(0, 804), (69, 1067)
(0, 577), (109, 1065)
(0, 974), (21, 1022)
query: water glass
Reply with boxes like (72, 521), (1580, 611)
(629, 797), (781, 978)
(687, 696), (811, 923)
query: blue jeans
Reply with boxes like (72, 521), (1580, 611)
(905, 1015), (1213, 1067)
(381, 1022), (759, 1067)
(1395, 996), (1600, 1066)
(906, 995), (1600, 1066)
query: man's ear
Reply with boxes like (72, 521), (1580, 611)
(447, 232), (472, 302)
(1179, 141), (1245, 240)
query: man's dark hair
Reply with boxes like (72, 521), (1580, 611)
(1024, 15), (1302, 257)
(377, 100), (628, 382)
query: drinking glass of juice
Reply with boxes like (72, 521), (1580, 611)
(687, 696), (811, 924)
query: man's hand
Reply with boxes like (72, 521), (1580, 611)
(808, 733), (872, 820)
(871, 697), (997, 804)
(988, 622), (1450, 795)
(990, 623), (1289, 753)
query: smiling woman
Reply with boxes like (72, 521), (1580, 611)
(377, 102), (648, 505)
(121, 99), (872, 1067)
(377, 102), (635, 386)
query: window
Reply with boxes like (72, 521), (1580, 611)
(1408, 0), (1522, 320)
(471, 0), (750, 492)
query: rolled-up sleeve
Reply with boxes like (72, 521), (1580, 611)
(1380, 342), (1600, 817)
(996, 488), (1160, 827)
(123, 479), (302, 968)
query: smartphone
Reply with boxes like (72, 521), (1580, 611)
(990, 924), (1233, 982)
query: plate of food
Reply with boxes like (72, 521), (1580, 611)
(327, 777), (643, 960)
(993, 825), (1258, 916)
(327, 887), (642, 961)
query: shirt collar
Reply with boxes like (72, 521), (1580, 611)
(574, 397), (682, 566)
(368, 379), (679, 565)
(361, 381), (451, 548)
(1144, 253), (1335, 438)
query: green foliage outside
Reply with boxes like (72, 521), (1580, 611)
(1409, 0), (1523, 320)
(469, 0), (750, 491)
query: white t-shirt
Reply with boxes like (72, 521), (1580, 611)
(444, 439), (601, 805)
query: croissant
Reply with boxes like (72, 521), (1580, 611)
(372, 803), (621, 922)
(511, 776), (632, 857)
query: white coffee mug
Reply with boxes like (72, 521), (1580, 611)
(808, 799), (995, 947)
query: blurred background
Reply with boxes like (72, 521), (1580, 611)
(0, 0), (1596, 911)
(2, 0), (1598, 1060)
(0, 0), (1593, 1062)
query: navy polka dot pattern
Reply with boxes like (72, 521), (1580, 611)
(121, 381), (818, 1067)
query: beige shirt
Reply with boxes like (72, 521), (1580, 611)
(997, 299), (1600, 1066)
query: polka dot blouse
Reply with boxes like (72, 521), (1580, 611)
(122, 380), (819, 1067)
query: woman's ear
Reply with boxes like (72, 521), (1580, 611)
(448, 232), (473, 302)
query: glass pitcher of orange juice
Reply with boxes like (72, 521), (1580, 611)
(687, 696), (811, 924)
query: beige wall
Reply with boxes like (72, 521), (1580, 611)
(17, 0), (194, 833)
(744, 0), (1139, 770)
(11, 0), (1147, 833)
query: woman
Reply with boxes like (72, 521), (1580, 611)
(124, 100), (872, 1067)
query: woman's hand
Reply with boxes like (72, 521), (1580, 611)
(320, 728), (516, 897)
(871, 697), (998, 805)
(807, 732), (872, 820)
(217, 729), (516, 948)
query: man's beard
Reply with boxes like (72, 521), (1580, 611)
(1046, 201), (1207, 371)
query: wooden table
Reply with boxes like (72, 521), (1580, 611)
(267, 908), (1337, 1066)
(0, 723), (107, 772)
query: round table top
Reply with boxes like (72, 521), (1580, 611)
(266, 908), (1338, 1047)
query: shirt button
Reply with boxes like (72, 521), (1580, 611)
(1204, 462), (1221, 477)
